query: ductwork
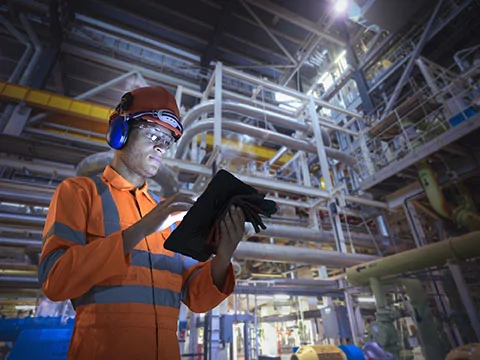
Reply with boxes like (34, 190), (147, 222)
(234, 284), (342, 297)
(255, 223), (387, 249)
(0, 237), (42, 249)
(0, 213), (45, 227)
(346, 230), (480, 285)
(417, 160), (480, 231)
(76, 151), (180, 197)
(175, 119), (358, 170)
(0, 275), (39, 289)
(235, 241), (378, 268)
(1, 232), (377, 268)
(181, 100), (330, 145)
(0, 218), (383, 250)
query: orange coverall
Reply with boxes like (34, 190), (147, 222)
(38, 166), (235, 360)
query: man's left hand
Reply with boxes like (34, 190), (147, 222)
(210, 206), (245, 290)
(216, 206), (246, 260)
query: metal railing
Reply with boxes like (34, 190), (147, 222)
(351, 61), (480, 179)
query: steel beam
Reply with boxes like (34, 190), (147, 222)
(359, 112), (480, 190)
(244, 0), (345, 47)
(201, 0), (235, 70)
(223, 66), (362, 119)
(447, 260), (480, 341)
(383, 0), (444, 116)
(61, 44), (202, 95)
(239, 0), (296, 64)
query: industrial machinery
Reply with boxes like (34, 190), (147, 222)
(290, 345), (347, 360)
(445, 343), (480, 360)
(0, 317), (73, 360)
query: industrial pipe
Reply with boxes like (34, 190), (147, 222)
(0, 212), (45, 227)
(401, 279), (449, 360)
(346, 230), (480, 285)
(235, 241), (378, 268)
(76, 151), (180, 197)
(417, 160), (480, 231)
(417, 160), (452, 218)
(175, 119), (359, 169)
(18, 13), (42, 86)
(180, 100), (332, 145)
(255, 223), (386, 249)
(0, 219), (382, 252)
(0, 15), (33, 84)
(0, 189), (53, 207)
(0, 275), (39, 289)
(234, 285), (341, 297)
(0, 237), (42, 249)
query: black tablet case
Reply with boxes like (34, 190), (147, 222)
(163, 169), (277, 262)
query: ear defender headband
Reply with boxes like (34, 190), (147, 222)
(106, 92), (183, 150)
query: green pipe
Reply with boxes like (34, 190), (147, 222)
(417, 160), (480, 230)
(346, 230), (480, 286)
(370, 277), (387, 308)
(400, 279), (449, 360)
(417, 160), (452, 218)
(453, 207), (480, 232)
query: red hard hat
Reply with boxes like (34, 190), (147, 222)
(109, 86), (183, 140)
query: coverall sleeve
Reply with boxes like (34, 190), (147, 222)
(38, 179), (130, 302)
(181, 257), (235, 313)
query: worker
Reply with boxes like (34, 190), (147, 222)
(38, 86), (246, 360)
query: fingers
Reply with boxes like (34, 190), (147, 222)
(168, 204), (192, 214)
(225, 206), (245, 240)
(163, 193), (196, 207)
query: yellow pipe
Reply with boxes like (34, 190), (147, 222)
(290, 345), (346, 360)
(0, 81), (291, 164)
(346, 230), (480, 285)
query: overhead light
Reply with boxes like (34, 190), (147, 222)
(334, 0), (349, 13)
(357, 296), (376, 303)
(15, 305), (36, 311)
(274, 294), (290, 301)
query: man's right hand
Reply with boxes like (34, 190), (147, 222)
(122, 193), (195, 254)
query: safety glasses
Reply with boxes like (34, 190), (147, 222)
(137, 124), (175, 150)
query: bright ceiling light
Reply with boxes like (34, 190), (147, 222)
(357, 296), (376, 303)
(334, 0), (349, 13)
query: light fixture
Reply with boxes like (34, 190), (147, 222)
(357, 296), (376, 303)
(274, 294), (291, 301)
(15, 305), (36, 311)
(333, 0), (349, 13)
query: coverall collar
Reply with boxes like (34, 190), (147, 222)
(102, 165), (149, 194)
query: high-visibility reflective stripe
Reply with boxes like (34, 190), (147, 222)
(38, 249), (66, 286)
(181, 268), (202, 302)
(170, 223), (177, 232)
(42, 221), (86, 246)
(73, 285), (180, 308)
(90, 176), (121, 236)
(182, 256), (198, 271)
(148, 190), (162, 204)
(131, 249), (182, 274)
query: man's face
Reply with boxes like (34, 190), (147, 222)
(119, 122), (174, 178)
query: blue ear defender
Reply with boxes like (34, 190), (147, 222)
(106, 92), (134, 149)
(106, 115), (130, 150)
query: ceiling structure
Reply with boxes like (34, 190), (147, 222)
(0, 0), (480, 318)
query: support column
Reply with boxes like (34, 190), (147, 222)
(212, 62), (223, 174)
(447, 260), (480, 341)
(358, 132), (375, 177)
(404, 201), (428, 247)
(339, 19), (374, 114)
(214, 62), (223, 149)
(383, 0), (445, 116)
(308, 95), (347, 253)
